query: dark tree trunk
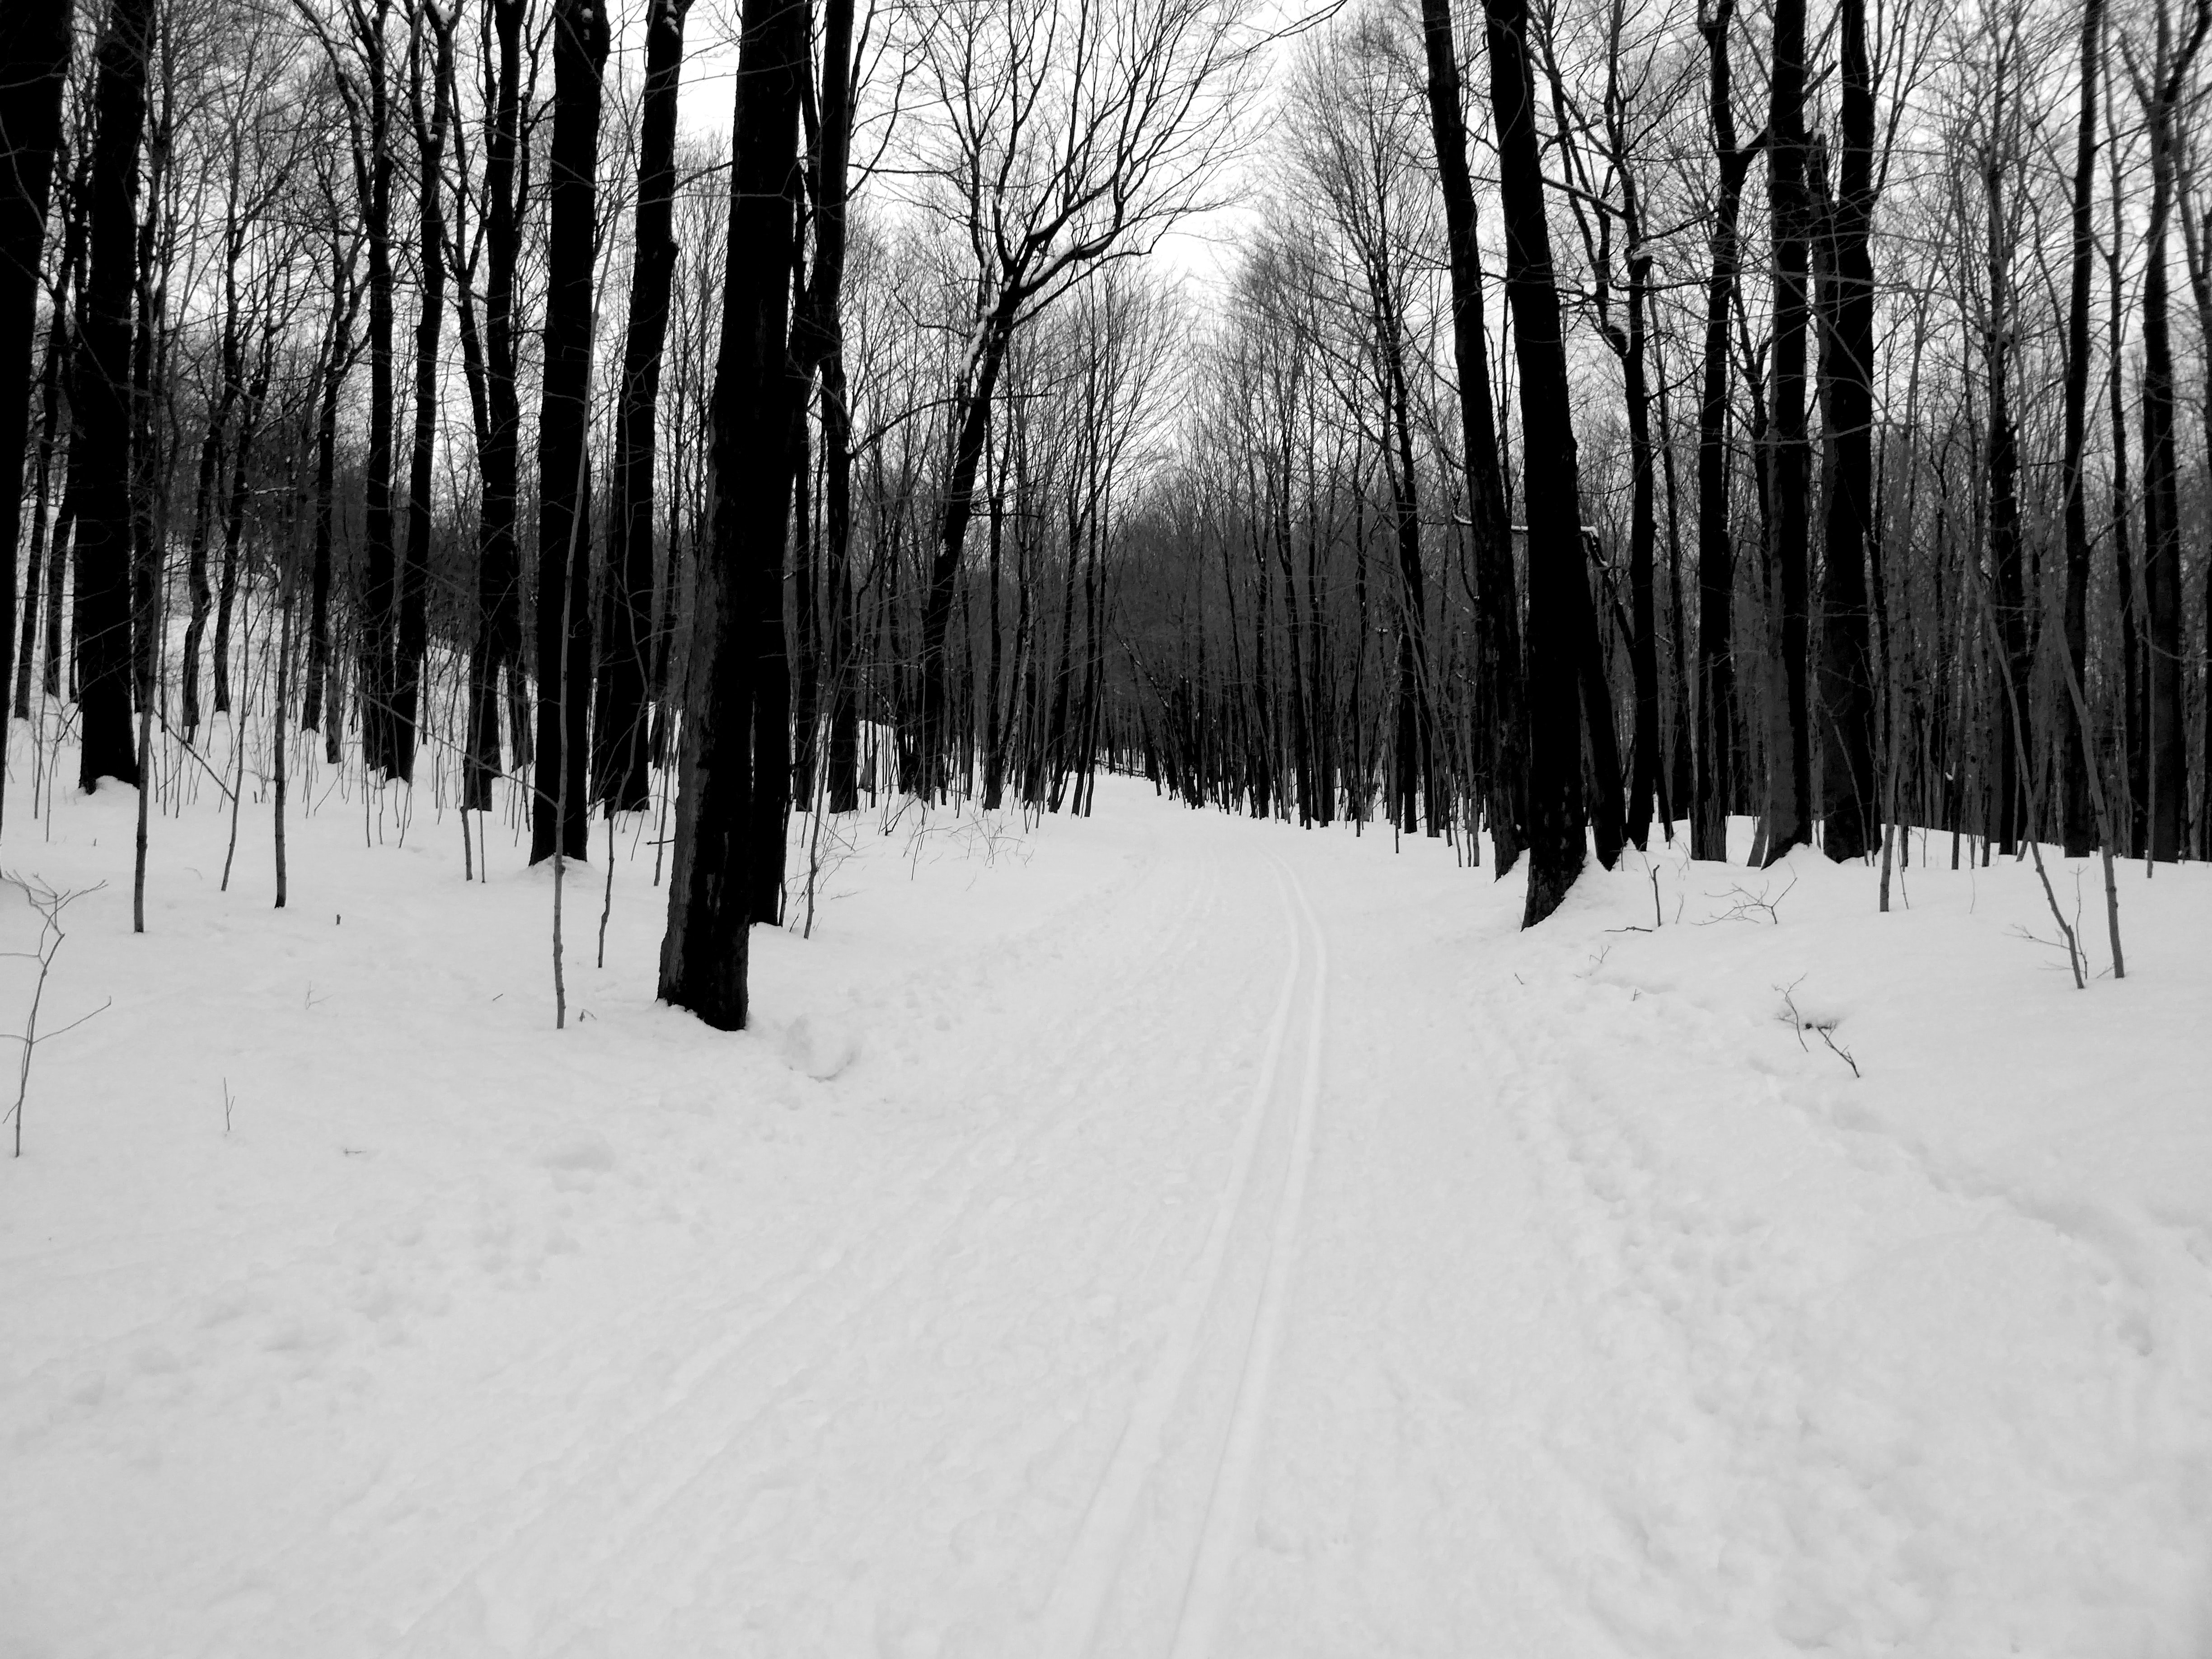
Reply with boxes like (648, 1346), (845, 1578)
(15, 143), (85, 721)
(1693, 0), (1754, 862)
(1984, 61), (2028, 856)
(595, 0), (689, 815)
(919, 304), (1017, 799)
(1384, 312), (1431, 836)
(529, 0), (608, 865)
(70, 0), (154, 792)
(466, 0), (527, 812)
(1818, 0), (1878, 861)
(344, 0), (399, 776)
(305, 225), (359, 741)
(2137, 0), (2204, 862)
(182, 207), (246, 739)
(1420, 0), (1526, 870)
(2057, 0), (2103, 856)
(211, 322), (271, 716)
(1622, 252), (1660, 852)
(0, 4), (71, 770)
(395, 0), (455, 783)
(806, 0), (859, 816)
(1762, 0), (1814, 861)
(2111, 169), (2145, 854)
(659, 0), (807, 1028)
(1482, 0), (1606, 924)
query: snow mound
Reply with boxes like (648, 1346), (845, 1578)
(777, 1011), (862, 1080)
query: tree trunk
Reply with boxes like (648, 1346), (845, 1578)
(1818, 0), (1878, 862)
(659, 0), (807, 1028)
(0, 5), (71, 770)
(15, 146), (85, 721)
(1483, 0), (1602, 924)
(1622, 251), (1660, 852)
(595, 0), (689, 815)
(1984, 57), (2029, 856)
(529, 0), (608, 865)
(1694, 0), (1753, 862)
(69, 0), (155, 793)
(2137, 0), (2205, 862)
(1762, 0), (1814, 861)
(395, 0), (455, 783)
(465, 0), (527, 812)
(1419, 0), (1526, 870)
(2058, 0), (2103, 856)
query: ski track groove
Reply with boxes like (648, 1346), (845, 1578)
(384, 839), (1228, 1647)
(1035, 851), (1331, 1659)
(1167, 854), (1329, 1659)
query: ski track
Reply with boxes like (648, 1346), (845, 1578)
(1035, 853), (1330, 1659)
(376, 833), (1239, 1655)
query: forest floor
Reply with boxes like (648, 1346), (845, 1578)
(2, 724), (2209, 1658)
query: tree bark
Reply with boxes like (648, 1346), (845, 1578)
(0, 3), (71, 781)
(396, 0), (456, 783)
(1693, 0), (1755, 862)
(465, 0), (527, 812)
(70, 0), (155, 792)
(529, 0), (609, 864)
(595, 0), (689, 815)
(1762, 0), (1814, 861)
(659, 0), (807, 1027)
(2058, 0), (2103, 856)
(1482, 0), (1604, 924)
(2136, 0), (2206, 862)
(1419, 0), (1526, 870)
(1817, 0), (1878, 861)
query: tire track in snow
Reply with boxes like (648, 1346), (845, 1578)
(1034, 851), (1330, 1659)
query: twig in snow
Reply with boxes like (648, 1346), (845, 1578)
(1776, 976), (1861, 1078)
(1, 875), (110, 1157)
(1700, 875), (1797, 926)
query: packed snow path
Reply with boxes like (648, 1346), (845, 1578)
(5, 767), (2211, 1656)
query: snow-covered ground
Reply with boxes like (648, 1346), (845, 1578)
(2, 721), (2208, 1657)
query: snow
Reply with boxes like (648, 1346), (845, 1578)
(3, 724), (2210, 1657)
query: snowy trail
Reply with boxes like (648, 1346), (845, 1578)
(1033, 853), (1329, 1659)
(7, 767), (2212, 1657)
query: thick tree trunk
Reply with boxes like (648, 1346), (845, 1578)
(465, 0), (526, 813)
(1762, 0), (1814, 861)
(529, 0), (608, 865)
(659, 0), (807, 1028)
(1693, 0), (1753, 863)
(70, 0), (155, 792)
(0, 5), (71, 772)
(1818, 0), (1879, 862)
(2137, 0), (2205, 862)
(1482, 0), (1604, 924)
(595, 0), (689, 815)
(1419, 0), (1526, 870)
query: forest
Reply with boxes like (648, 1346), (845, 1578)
(6, 0), (2212, 1644)
(2, 0), (2203, 1033)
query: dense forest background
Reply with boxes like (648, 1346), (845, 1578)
(0, 0), (2203, 1024)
